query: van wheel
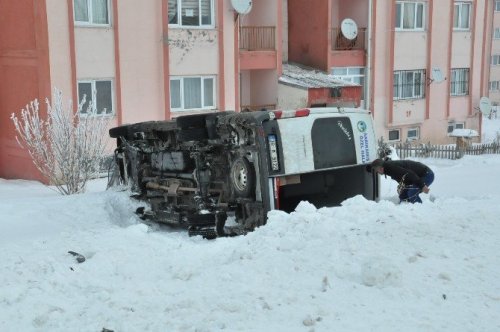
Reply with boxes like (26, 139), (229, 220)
(230, 157), (255, 198)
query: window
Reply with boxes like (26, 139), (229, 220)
(490, 81), (500, 91)
(74, 0), (110, 25)
(492, 55), (500, 65)
(448, 122), (465, 133)
(450, 68), (469, 96)
(496, 1), (500, 11)
(388, 129), (401, 142)
(170, 76), (216, 111)
(495, 28), (500, 39)
(453, 2), (471, 30)
(77, 80), (114, 115)
(393, 69), (426, 100)
(331, 67), (365, 99)
(169, 0), (214, 27)
(407, 127), (420, 141)
(395, 1), (425, 30)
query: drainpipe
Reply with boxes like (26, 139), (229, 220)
(366, 0), (373, 112)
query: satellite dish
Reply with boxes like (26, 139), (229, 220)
(479, 97), (491, 116)
(340, 18), (358, 40)
(431, 67), (445, 83)
(231, 0), (252, 15)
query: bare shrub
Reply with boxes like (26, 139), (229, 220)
(10, 88), (110, 195)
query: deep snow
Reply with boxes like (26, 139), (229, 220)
(1, 118), (500, 332)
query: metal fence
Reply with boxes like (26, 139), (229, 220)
(239, 26), (276, 51)
(392, 142), (500, 160)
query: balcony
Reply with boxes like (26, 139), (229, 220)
(239, 26), (278, 70)
(331, 27), (367, 51)
(329, 27), (367, 68)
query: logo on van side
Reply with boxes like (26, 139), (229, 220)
(357, 121), (367, 132)
(337, 121), (352, 140)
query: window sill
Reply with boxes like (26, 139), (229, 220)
(168, 25), (216, 30)
(74, 23), (112, 29)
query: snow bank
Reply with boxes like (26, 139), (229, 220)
(1, 156), (500, 331)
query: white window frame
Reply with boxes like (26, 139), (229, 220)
(496, 1), (500, 12)
(450, 68), (469, 96)
(77, 79), (114, 116)
(395, 1), (425, 31)
(453, 2), (471, 31)
(168, 0), (215, 28)
(407, 127), (420, 141)
(73, 0), (111, 26)
(170, 76), (216, 112)
(331, 67), (366, 99)
(388, 129), (401, 142)
(447, 122), (465, 133)
(393, 69), (426, 100)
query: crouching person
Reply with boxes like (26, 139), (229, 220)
(370, 159), (434, 203)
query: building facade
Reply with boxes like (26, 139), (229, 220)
(489, 0), (500, 117)
(0, 0), (283, 181)
(0, 0), (495, 181)
(287, 0), (493, 145)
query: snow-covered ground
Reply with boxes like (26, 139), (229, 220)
(1, 120), (500, 331)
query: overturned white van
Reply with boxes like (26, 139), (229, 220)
(109, 107), (379, 238)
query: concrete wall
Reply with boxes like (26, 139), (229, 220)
(288, 0), (329, 71)
(46, 0), (73, 101)
(118, 0), (164, 124)
(277, 83), (308, 109)
(0, 0), (51, 181)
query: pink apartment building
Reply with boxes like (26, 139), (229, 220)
(489, 1), (500, 114)
(0, 0), (494, 181)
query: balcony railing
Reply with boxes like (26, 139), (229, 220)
(240, 26), (276, 51)
(331, 27), (367, 51)
(241, 104), (276, 112)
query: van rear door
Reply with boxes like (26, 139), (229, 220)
(263, 109), (378, 212)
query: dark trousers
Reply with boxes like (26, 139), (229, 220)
(399, 170), (435, 203)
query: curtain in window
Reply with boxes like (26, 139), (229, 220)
(453, 4), (460, 27)
(413, 72), (422, 97)
(169, 0), (178, 24)
(460, 4), (470, 29)
(393, 73), (400, 99)
(75, 0), (89, 22)
(181, 0), (200, 26)
(395, 3), (402, 28)
(203, 78), (214, 107)
(403, 72), (414, 98)
(96, 81), (112, 114)
(184, 77), (202, 109)
(78, 82), (92, 113)
(403, 3), (415, 29)
(201, 0), (211, 25)
(92, 0), (109, 24)
(170, 80), (181, 108)
(416, 3), (423, 28)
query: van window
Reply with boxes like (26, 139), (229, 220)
(311, 117), (357, 169)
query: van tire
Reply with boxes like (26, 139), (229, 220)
(230, 157), (255, 198)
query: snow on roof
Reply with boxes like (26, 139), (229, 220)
(448, 128), (479, 138)
(279, 63), (359, 89)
